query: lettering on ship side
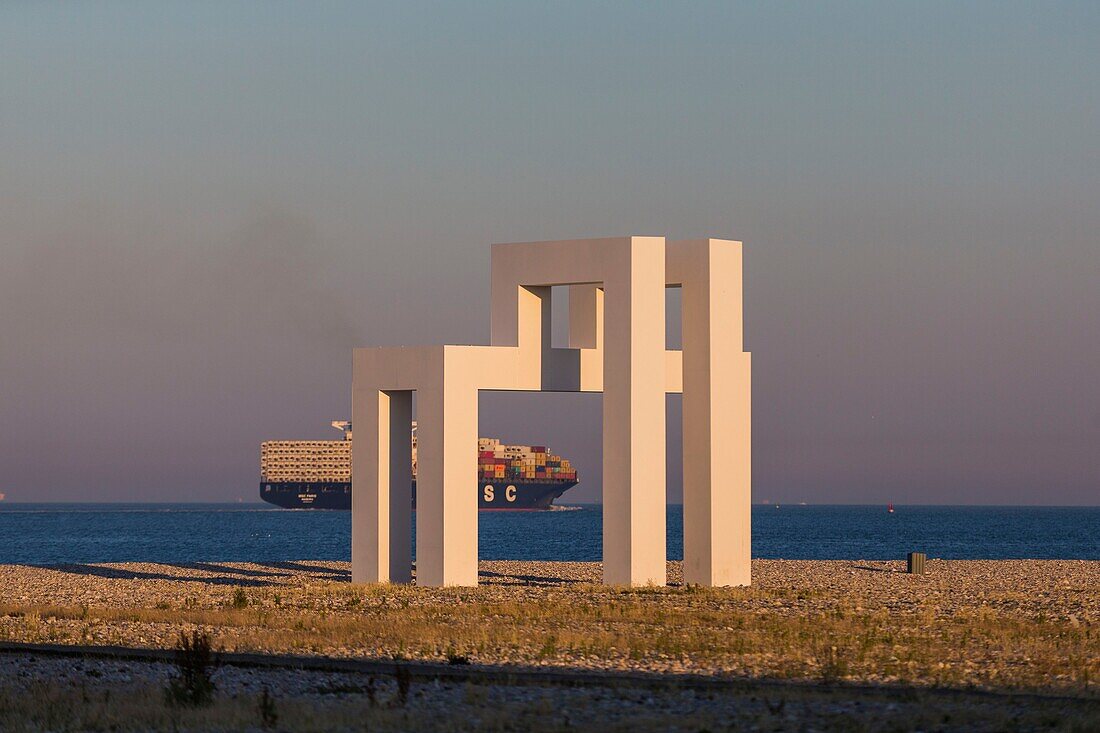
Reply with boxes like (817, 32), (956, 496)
(483, 485), (516, 503)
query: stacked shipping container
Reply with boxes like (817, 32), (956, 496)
(476, 438), (577, 483)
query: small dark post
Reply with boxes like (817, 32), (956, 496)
(907, 552), (926, 575)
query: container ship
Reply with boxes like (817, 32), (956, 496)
(260, 422), (578, 510)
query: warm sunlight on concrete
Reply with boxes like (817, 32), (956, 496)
(352, 237), (750, 587)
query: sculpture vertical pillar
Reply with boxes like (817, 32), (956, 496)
(351, 381), (412, 584)
(675, 239), (751, 586)
(602, 237), (667, 586)
(415, 360), (480, 587)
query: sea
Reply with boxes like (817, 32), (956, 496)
(0, 504), (1096, 566)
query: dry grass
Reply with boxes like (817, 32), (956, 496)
(0, 677), (1096, 733)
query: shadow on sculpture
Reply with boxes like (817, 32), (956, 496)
(352, 237), (750, 588)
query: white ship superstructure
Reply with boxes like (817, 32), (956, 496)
(260, 422), (352, 483)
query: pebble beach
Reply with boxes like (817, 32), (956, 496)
(3, 557), (1097, 608)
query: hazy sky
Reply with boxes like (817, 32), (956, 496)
(2, 2), (1098, 505)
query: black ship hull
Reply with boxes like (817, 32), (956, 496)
(260, 480), (577, 511)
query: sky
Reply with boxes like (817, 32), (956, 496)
(1, 2), (1098, 505)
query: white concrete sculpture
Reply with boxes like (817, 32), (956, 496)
(352, 237), (750, 587)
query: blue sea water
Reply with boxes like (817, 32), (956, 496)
(0, 504), (1096, 566)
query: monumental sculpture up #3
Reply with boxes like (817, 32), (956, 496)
(352, 237), (751, 587)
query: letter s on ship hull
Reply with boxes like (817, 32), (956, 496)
(259, 422), (578, 511)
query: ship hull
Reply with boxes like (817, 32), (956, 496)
(260, 480), (577, 511)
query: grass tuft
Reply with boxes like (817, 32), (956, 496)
(164, 629), (217, 708)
